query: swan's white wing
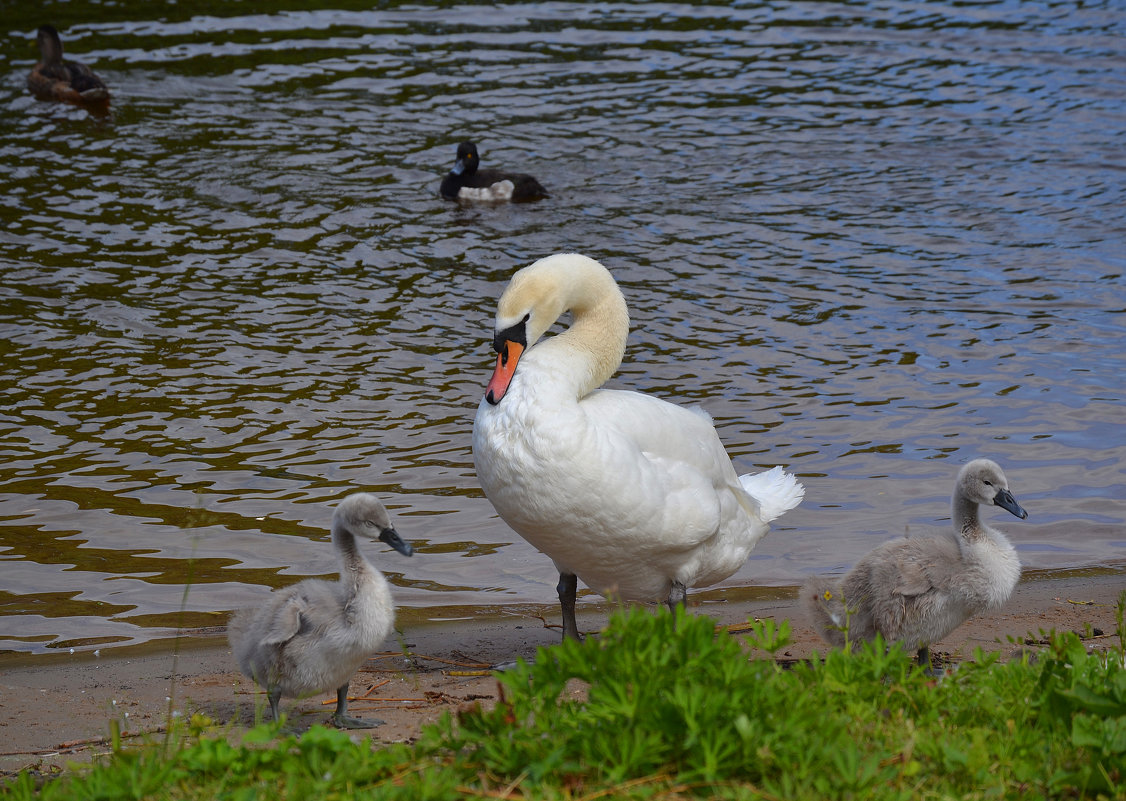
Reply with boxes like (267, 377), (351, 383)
(580, 388), (740, 546)
(585, 390), (803, 526)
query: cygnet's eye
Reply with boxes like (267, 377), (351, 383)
(983, 480), (994, 487)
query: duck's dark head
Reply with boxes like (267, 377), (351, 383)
(450, 141), (480, 177)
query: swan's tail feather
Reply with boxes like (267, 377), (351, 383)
(802, 576), (849, 647)
(739, 465), (804, 522)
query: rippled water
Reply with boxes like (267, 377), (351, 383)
(2, 1), (1123, 655)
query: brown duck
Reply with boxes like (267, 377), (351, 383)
(28, 25), (109, 108)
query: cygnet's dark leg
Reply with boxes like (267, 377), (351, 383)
(666, 581), (687, 612)
(557, 572), (582, 641)
(330, 682), (384, 729)
(916, 645), (943, 677)
(267, 687), (283, 723)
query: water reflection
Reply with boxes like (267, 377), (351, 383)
(0, 0), (1123, 654)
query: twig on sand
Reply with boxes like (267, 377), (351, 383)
(57, 725), (166, 752)
(47, 726), (168, 751)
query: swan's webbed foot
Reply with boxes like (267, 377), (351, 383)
(330, 683), (385, 729)
(557, 572), (582, 642)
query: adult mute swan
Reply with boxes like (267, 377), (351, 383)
(472, 253), (804, 640)
(804, 458), (1027, 670)
(228, 493), (413, 728)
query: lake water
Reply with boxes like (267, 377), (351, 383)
(1, 0), (1123, 656)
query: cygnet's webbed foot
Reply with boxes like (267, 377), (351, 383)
(557, 572), (583, 642)
(330, 682), (384, 729)
(330, 713), (385, 729)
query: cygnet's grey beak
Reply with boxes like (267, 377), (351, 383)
(993, 488), (1028, 520)
(379, 526), (414, 556)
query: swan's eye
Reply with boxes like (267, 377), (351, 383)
(983, 480), (993, 487)
(522, 313), (530, 323)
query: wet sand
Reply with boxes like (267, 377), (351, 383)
(1, 571), (1122, 778)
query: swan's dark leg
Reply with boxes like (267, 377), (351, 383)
(666, 581), (687, 611)
(331, 682), (384, 729)
(267, 687), (282, 723)
(558, 572), (582, 641)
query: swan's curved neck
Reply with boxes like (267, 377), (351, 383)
(550, 276), (629, 397)
(952, 493), (983, 544)
(332, 523), (370, 593)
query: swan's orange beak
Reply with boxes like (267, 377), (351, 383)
(485, 340), (524, 405)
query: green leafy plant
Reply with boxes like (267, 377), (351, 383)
(6, 602), (1124, 800)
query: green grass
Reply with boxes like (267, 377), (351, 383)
(5, 595), (1125, 800)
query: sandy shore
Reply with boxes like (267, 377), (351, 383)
(1, 570), (1122, 778)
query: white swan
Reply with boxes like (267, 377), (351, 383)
(228, 493), (413, 727)
(472, 253), (804, 639)
(804, 458), (1026, 669)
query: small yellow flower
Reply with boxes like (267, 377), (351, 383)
(822, 590), (833, 601)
